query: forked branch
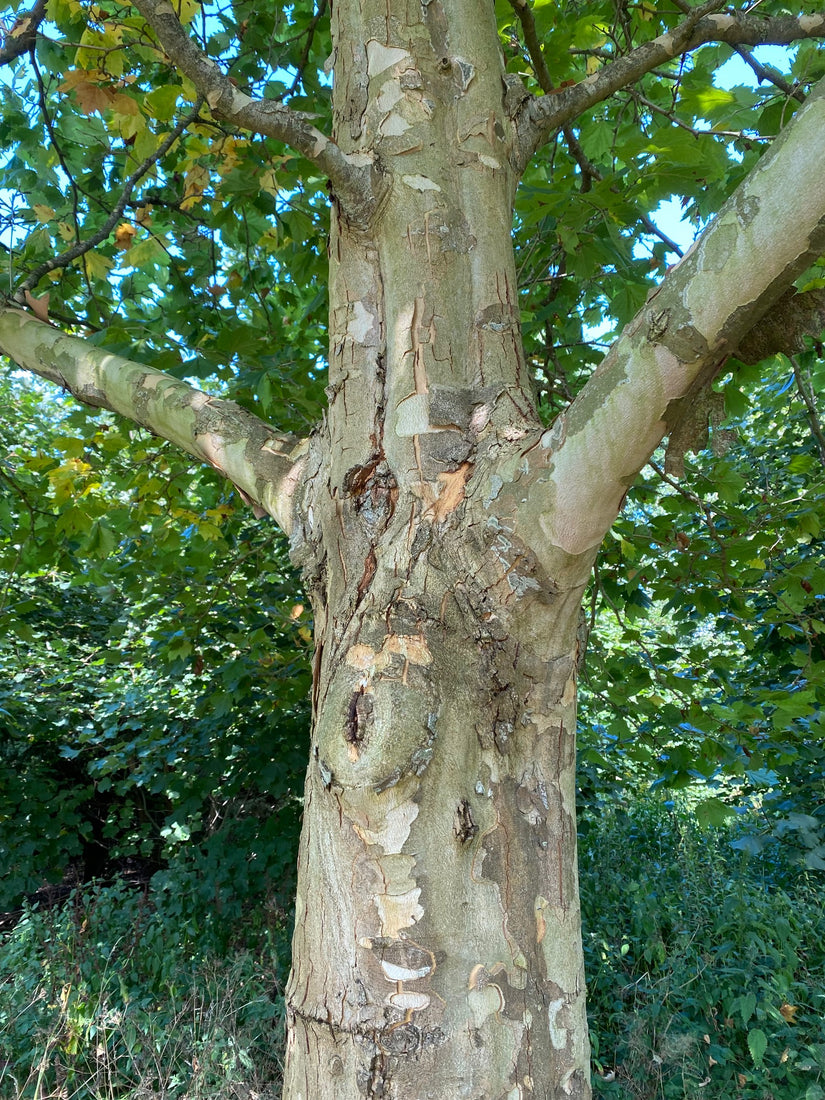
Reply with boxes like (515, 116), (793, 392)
(515, 5), (825, 171)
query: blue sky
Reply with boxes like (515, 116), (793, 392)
(649, 45), (799, 255)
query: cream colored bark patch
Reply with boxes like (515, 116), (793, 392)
(395, 393), (430, 436)
(346, 300), (375, 342)
(547, 998), (568, 1050)
(401, 174), (441, 192)
(468, 984), (504, 1027)
(376, 888), (423, 936)
(352, 800), (419, 852)
(380, 113), (410, 136)
(388, 990), (430, 1011)
(345, 633), (432, 673)
(366, 40), (409, 75)
(381, 959), (431, 982)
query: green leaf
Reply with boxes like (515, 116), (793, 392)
(747, 1028), (767, 1067)
(695, 796), (735, 828)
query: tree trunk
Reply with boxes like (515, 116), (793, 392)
(282, 1), (593, 1096)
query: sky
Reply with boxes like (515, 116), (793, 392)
(648, 45), (799, 256)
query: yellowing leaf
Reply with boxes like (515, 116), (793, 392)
(259, 167), (280, 196)
(77, 23), (124, 75)
(779, 1003), (799, 1023)
(144, 85), (180, 121)
(81, 251), (114, 281)
(32, 204), (55, 223)
(58, 222), (75, 242)
(74, 81), (115, 115)
(109, 92), (139, 117)
(175, 0), (199, 24)
(181, 164), (209, 210)
(24, 290), (51, 323)
(58, 67), (106, 92)
(47, 0), (84, 20)
(586, 55), (600, 76)
(126, 236), (166, 269)
(114, 222), (137, 250)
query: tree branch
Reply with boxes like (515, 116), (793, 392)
(790, 355), (825, 465)
(0, 0), (46, 65)
(130, 0), (385, 227)
(508, 0), (685, 257)
(0, 308), (308, 534)
(515, 7), (825, 171)
(732, 44), (806, 104)
(518, 74), (825, 560)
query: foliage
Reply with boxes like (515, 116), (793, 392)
(0, 373), (309, 913)
(0, 882), (287, 1099)
(1, 0), (825, 1093)
(580, 800), (825, 1100)
(2, 803), (822, 1100)
(578, 345), (825, 858)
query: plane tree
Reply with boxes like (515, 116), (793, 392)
(1, 0), (825, 1095)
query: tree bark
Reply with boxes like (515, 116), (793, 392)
(279, 12), (825, 1099)
(278, 0), (593, 1095)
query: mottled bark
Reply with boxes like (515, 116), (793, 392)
(0, 309), (307, 532)
(279, 0), (593, 1095)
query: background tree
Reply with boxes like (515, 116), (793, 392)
(1, 0), (825, 1097)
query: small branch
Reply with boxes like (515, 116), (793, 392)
(509, 2), (685, 259)
(516, 6), (825, 171)
(625, 85), (771, 140)
(17, 98), (205, 296)
(131, 0), (384, 227)
(284, 0), (328, 99)
(732, 44), (805, 103)
(790, 355), (825, 465)
(0, 0), (46, 65)
(508, 0), (601, 191)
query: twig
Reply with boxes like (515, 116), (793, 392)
(732, 44), (805, 103)
(516, 4), (825, 170)
(17, 98), (206, 296)
(790, 355), (825, 465)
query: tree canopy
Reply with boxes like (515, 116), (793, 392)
(2, 0), (823, 881)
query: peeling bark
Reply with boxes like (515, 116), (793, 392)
(0, 309), (307, 532)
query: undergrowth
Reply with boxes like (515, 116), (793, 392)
(580, 801), (825, 1099)
(1, 800), (823, 1099)
(0, 884), (287, 1100)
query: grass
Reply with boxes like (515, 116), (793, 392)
(0, 886), (286, 1100)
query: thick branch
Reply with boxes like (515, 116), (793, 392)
(0, 308), (308, 534)
(516, 8), (825, 171)
(519, 75), (825, 558)
(130, 0), (384, 227)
